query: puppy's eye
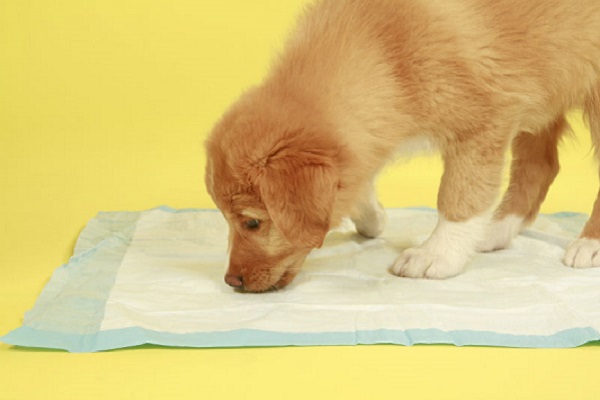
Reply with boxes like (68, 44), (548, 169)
(245, 219), (261, 230)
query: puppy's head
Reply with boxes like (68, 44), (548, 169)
(205, 93), (340, 292)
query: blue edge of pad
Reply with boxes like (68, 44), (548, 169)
(3, 326), (599, 353)
(2, 206), (599, 352)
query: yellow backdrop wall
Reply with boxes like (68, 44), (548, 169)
(1, 1), (598, 399)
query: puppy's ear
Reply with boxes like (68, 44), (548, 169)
(253, 148), (338, 248)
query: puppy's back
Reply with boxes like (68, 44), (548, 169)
(272, 0), (600, 136)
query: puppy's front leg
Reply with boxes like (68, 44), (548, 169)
(392, 138), (507, 279)
(351, 180), (387, 238)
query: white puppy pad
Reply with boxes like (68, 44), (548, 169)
(2, 207), (599, 352)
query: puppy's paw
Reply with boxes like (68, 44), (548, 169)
(352, 201), (387, 238)
(478, 215), (524, 252)
(564, 238), (600, 268)
(391, 247), (467, 279)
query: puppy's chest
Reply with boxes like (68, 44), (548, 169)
(393, 135), (439, 160)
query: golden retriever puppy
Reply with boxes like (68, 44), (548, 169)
(205, 0), (600, 292)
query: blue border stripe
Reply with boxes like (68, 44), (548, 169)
(2, 326), (598, 353)
(20, 211), (141, 336)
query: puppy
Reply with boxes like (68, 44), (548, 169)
(205, 0), (600, 292)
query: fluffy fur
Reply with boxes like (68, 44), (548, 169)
(205, 0), (600, 292)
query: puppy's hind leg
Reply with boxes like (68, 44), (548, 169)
(479, 117), (566, 252)
(564, 85), (600, 268)
(392, 132), (509, 279)
(351, 180), (387, 238)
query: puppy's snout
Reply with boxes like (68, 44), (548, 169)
(224, 273), (244, 288)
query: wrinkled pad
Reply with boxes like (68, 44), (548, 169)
(2, 207), (600, 352)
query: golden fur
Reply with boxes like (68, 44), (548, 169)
(205, 0), (600, 292)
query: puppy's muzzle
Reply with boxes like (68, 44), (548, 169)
(224, 273), (244, 288)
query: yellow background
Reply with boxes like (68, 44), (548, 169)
(1, 1), (599, 398)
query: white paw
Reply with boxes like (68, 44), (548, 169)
(391, 213), (489, 279)
(391, 246), (467, 279)
(478, 215), (524, 252)
(352, 201), (387, 238)
(564, 238), (600, 269)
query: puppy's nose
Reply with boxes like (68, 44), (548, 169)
(225, 274), (244, 288)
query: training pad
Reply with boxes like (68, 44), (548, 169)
(2, 207), (600, 352)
